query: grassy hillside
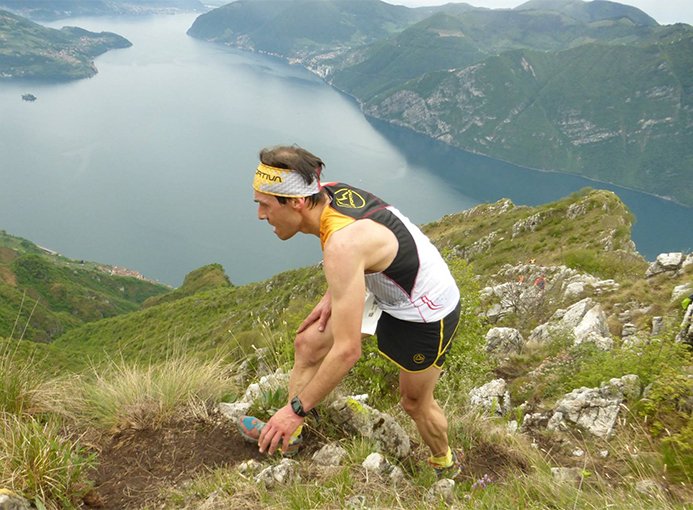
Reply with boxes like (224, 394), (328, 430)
(515, 0), (658, 26)
(0, 230), (170, 343)
(186, 0), (427, 58)
(2, 189), (691, 509)
(0, 8), (131, 80)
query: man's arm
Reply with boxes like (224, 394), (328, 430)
(258, 229), (366, 455)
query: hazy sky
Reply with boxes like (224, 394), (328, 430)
(387, 0), (693, 26)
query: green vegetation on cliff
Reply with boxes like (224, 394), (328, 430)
(0, 230), (170, 343)
(0, 8), (131, 80)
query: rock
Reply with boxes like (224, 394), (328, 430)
(573, 304), (612, 350)
(683, 253), (693, 270)
(599, 450), (610, 458)
(621, 323), (638, 337)
(551, 375), (640, 437)
(327, 397), (410, 459)
(572, 448), (585, 457)
(551, 467), (583, 486)
(645, 252), (685, 278)
(530, 298), (612, 348)
(520, 412), (549, 433)
(312, 443), (347, 467)
(507, 420), (519, 434)
(485, 327), (524, 355)
(469, 379), (512, 417)
(635, 479), (665, 496)
(218, 402), (251, 423)
(345, 495), (367, 509)
(237, 459), (263, 474)
(425, 479), (455, 505)
(197, 489), (226, 510)
(546, 411), (569, 432)
(0, 490), (32, 510)
(255, 459), (300, 487)
(242, 371), (291, 404)
(563, 281), (586, 300)
(651, 316), (664, 336)
(362, 453), (388, 473)
(672, 283), (693, 302)
(593, 279), (619, 295)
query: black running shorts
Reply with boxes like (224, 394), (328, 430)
(375, 301), (461, 372)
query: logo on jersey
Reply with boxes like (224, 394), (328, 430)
(413, 353), (426, 365)
(334, 188), (366, 209)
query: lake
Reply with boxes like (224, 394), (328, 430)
(0, 13), (690, 287)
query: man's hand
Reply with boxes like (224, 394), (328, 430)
(258, 404), (305, 455)
(297, 290), (332, 333)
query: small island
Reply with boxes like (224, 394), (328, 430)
(21, 93), (36, 101)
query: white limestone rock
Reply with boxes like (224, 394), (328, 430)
(328, 397), (411, 459)
(645, 252), (685, 278)
(551, 375), (640, 438)
(255, 458), (300, 487)
(485, 327), (524, 355)
(551, 467), (583, 486)
(672, 283), (693, 302)
(469, 379), (512, 417)
(312, 443), (347, 467)
(425, 479), (455, 505)
(218, 402), (251, 423)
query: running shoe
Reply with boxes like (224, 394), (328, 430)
(430, 450), (463, 479)
(237, 415), (302, 457)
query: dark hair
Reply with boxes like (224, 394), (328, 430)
(259, 145), (327, 207)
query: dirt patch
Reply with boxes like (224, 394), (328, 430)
(86, 418), (265, 510)
(0, 266), (16, 286)
(0, 247), (17, 264)
(463, 440), (530, 483)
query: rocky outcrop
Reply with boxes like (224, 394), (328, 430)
(327, 396), (411, 459)
(529, 298), (613, 349)
(645, 252), (689, 278)
(469, 379), (512, 417)
(255, 459), (300, 487)
(0, 490), (32, 510)
(485, 327), (524, 355)
(547, 375), (640, 438)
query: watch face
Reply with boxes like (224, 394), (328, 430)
(291, 396), (305, 416)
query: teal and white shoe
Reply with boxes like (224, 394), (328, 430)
(237, 415), (302, 457)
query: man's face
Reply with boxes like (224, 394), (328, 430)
(254, 190), (301, 240)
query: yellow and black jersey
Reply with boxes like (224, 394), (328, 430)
(319, 183), (459, 323)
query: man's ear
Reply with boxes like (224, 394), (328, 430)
(291, 197), (306, 210)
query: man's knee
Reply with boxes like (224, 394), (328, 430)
(294, 327), (331, 366)
(400, 392), (427, 418)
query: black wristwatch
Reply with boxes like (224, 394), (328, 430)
(291, 396), (309, 417)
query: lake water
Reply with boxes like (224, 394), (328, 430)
(0, 13), (690, 287)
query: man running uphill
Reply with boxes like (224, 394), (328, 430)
(239, 145), (463, 478)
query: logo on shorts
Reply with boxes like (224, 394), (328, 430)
(413, 353), (426, 364)
(334, 188), (366, 209)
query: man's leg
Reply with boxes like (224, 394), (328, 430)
(289, 319), (334, 399)
(399, 367), (449, 457)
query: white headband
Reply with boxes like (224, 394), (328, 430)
(253, 163), (321, 197)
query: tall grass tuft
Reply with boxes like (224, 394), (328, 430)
(0, 413), (96, 510)
(77, 348), (241, 430)
(0, 341), (42, 416)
